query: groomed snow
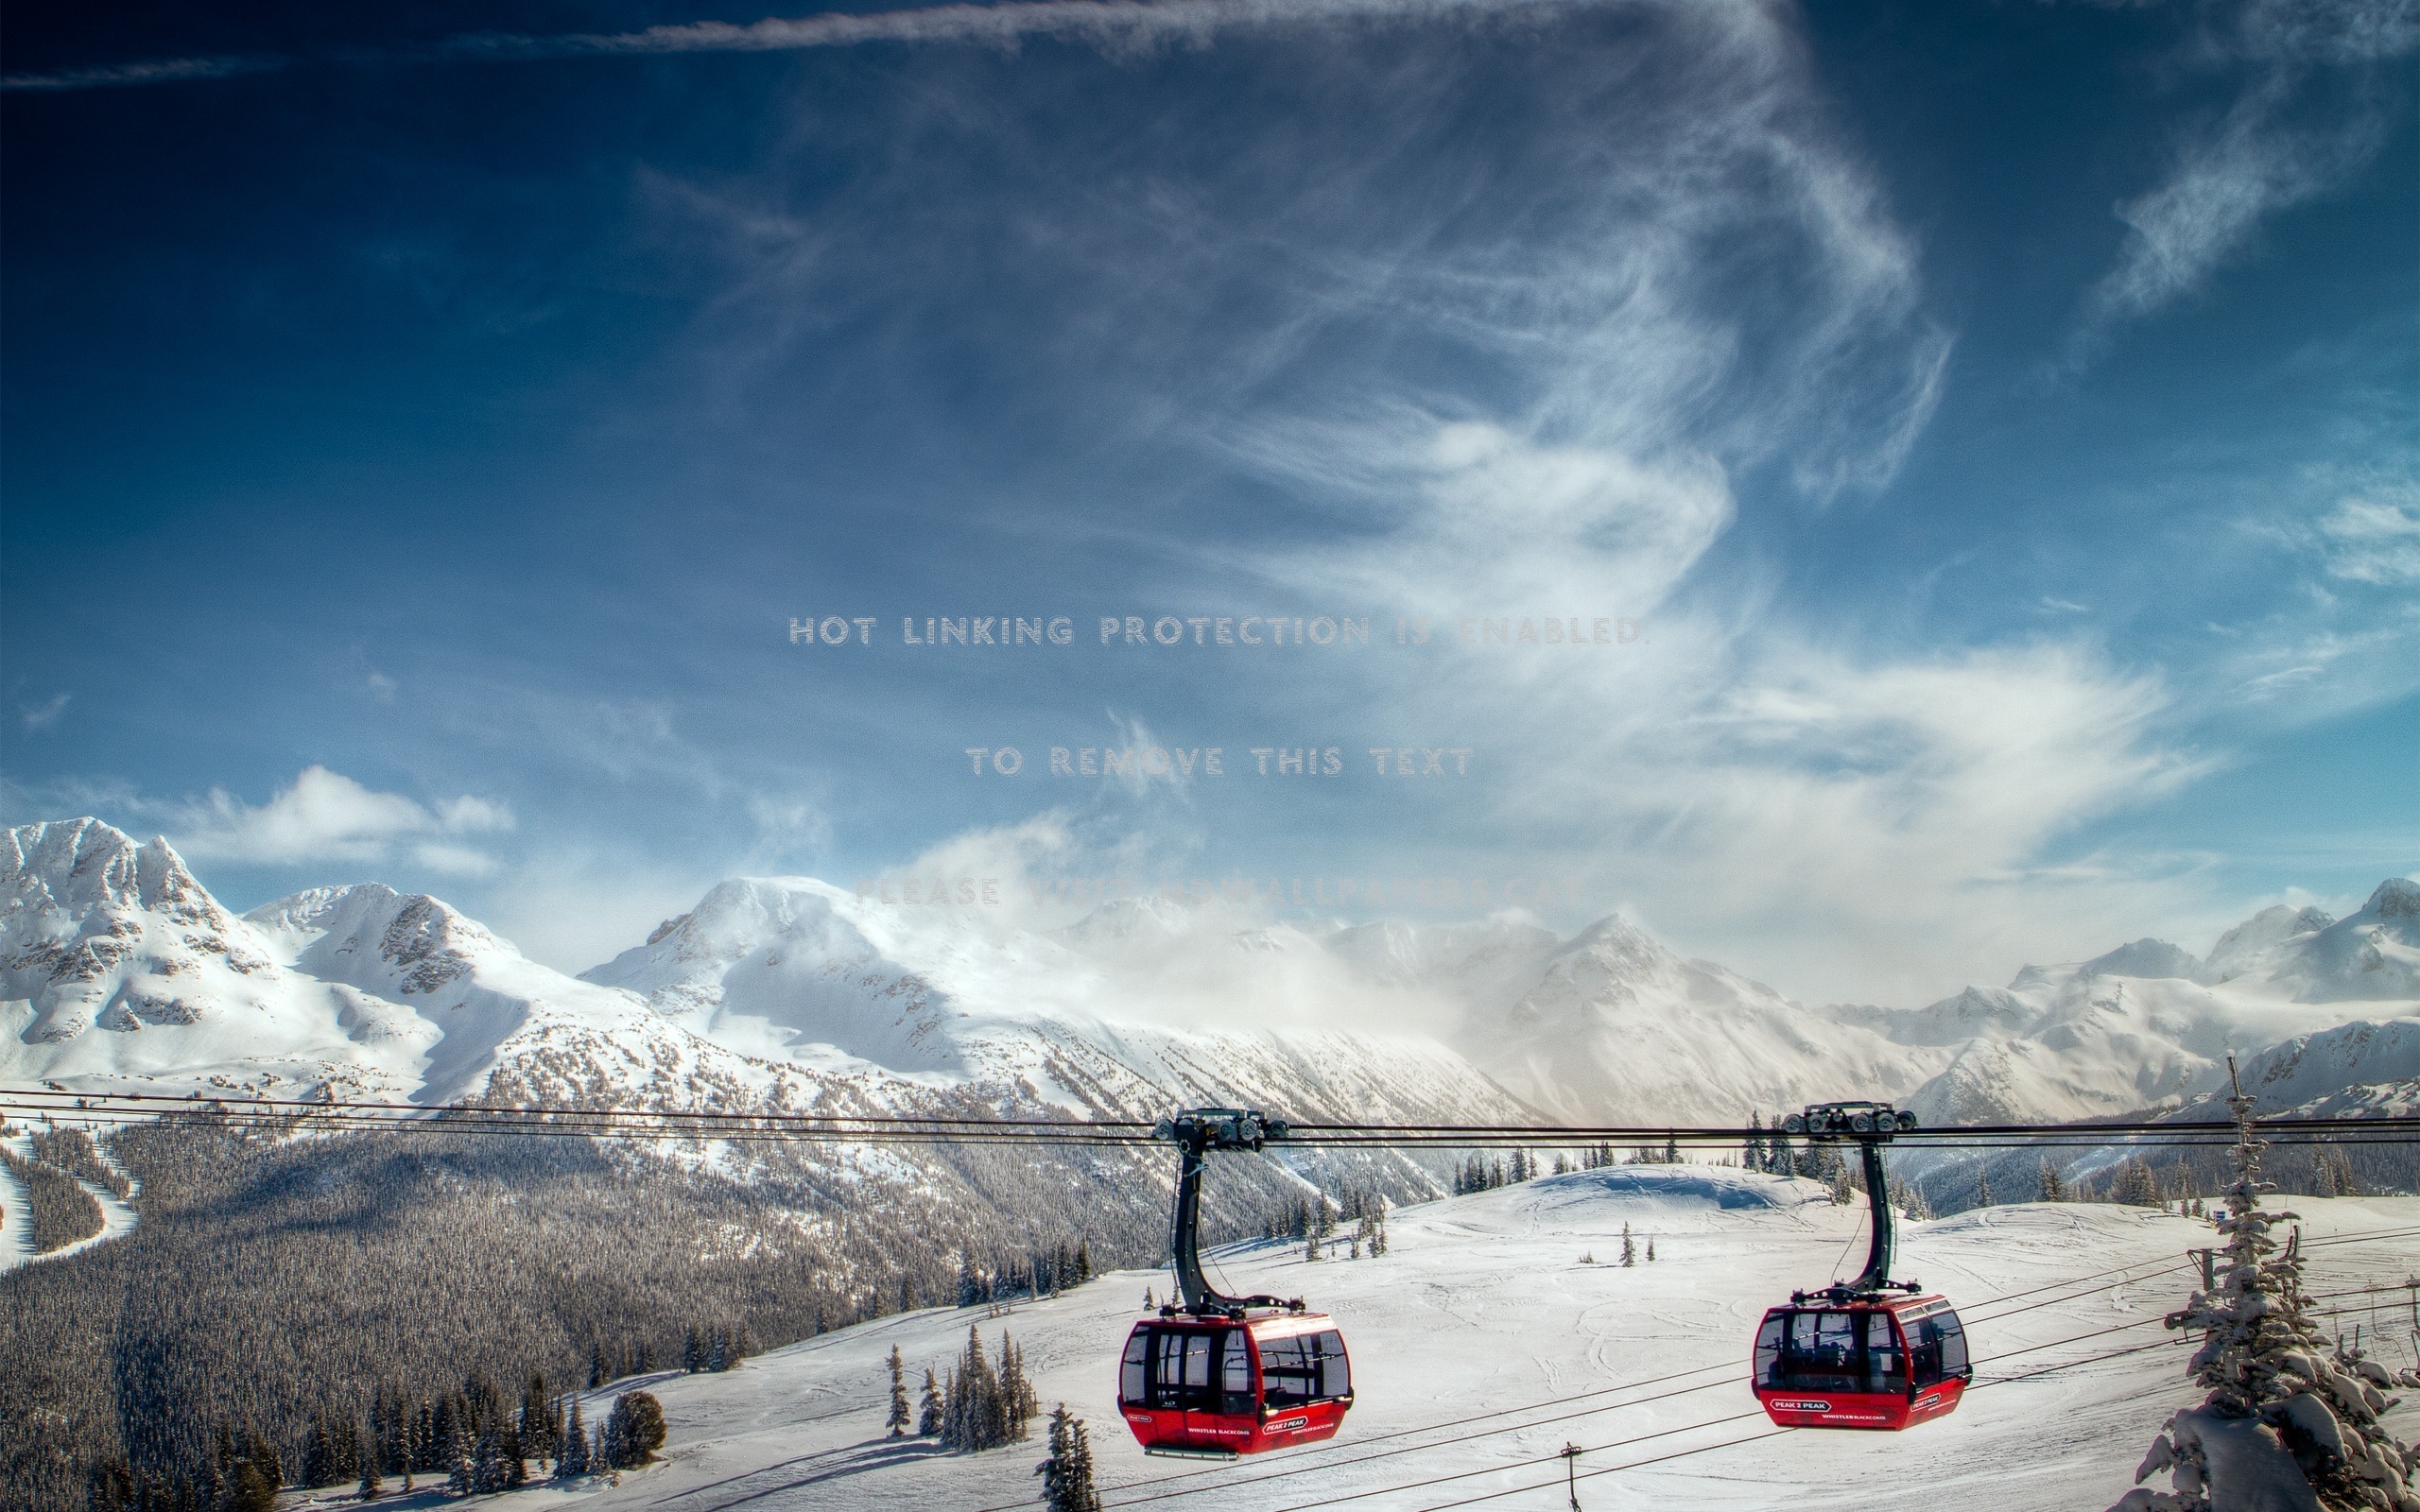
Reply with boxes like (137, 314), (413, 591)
(368, 1166), (2420, 1512)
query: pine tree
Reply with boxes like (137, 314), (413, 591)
(520, 1372), (553, 1467)
(1619, 1223), (1635, 1267)
(1743, 1112), (1765, 1173)
(1035, 1404), (1103, 1512)
(444, 1421), (474, 1498)
(501, 1420), (527, 1487)
(2039, 1157), (2067, 1203)
(683, 1325), (704, 1373)
(590, 1340), (610, 1389)
(557, 1399), (590, 1479)
(606, 1392), (666, 1468)
(354, 1421), (381, 1502)
(302, 1415), (336, 1488)
(1977, 1168), (1994, 1208)
(919, 1369), (945, 1437)
(2118, 1157), (2164, 1208)
(887, 1347), (911, 1437)
(1646, 1235), (1655, 1263)
(1001, 1332), (1036, 1442)
(2112, 1060), (2420, 1511)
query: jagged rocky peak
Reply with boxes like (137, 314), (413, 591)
(4, 817), (227, 928)
(246, 883), (507, 997)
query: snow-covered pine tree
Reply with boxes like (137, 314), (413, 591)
(1620, 1223), (1635, 1267)
(557, 1399), (589, 1479)
(301, 1414), (336, 1487)
(1001, 1333), (1036, 1441)
(1035, 1404), (1103, 1512)
(355, 1419), (382, 1503)
(1743, 1113), (1765, 1173)
(1828, 1162), (1856, 1205)
(919, 1369), (944, 1437)
(519, 1372), (553, 1467)
(887, 1347), (911, 1437)
(501, 1419), (527, 1487)
(1977, 1169), (1994, 1208)
(2111, 1059), (2419, 1512)
(470, 1429), (502, 1493)
(2039, 1157), (2067, 1203)
(2117, 1157), (2163, 1207)
(1646, 1235), (1656, 1262)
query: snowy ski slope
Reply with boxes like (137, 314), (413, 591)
(343, 1166), (2420, 1512)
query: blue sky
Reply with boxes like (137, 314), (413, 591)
(3, 0), (2413, 1004)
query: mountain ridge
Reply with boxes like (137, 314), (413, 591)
(4, 816), (2413, 1136)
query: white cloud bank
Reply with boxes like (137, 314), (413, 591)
(170, 765), (515, 876)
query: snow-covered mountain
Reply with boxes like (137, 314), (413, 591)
(0, 820), (1531, 1142)
(1833, 881), (2420, 1126)
(6, 816), (2412, 1140)
(1332, 912), (1952, 1124)
(578, 876), (1530, 1129)
(0, 818), (784, 1108)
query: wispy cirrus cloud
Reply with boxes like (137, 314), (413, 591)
(2066, 0), (2417, 364)
(3, 0), (1596, 92)
(19, 694), (71, 732)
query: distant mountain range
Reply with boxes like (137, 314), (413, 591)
(5, 817), (2414, 1143)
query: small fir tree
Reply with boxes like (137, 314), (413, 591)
(887, 1346), (912, 1437)
(1619, 1223), (1635, 1267)
(557, 1398), (590, 1479)
(354, 1421), (382, 1503)
(1035, 1404), (1103, 1512)
(919, 1369), (945, 1437)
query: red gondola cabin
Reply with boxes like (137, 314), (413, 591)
(1118, 1313), (1354, 1457)
(1752, 1293), (1970, 1430)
